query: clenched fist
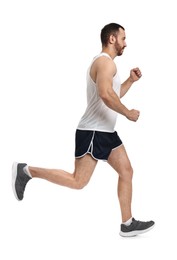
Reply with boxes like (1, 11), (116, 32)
(126, 109), (140, 122)
(130, 68), (142, 82)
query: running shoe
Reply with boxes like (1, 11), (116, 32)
(120, 218), (155, 237)
(12, 162), (32, 200)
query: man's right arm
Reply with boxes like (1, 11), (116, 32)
(96, 60), (140, 122)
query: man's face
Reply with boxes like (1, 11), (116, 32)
(114, 28), (127, 56)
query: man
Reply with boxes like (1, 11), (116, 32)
(12, 23), (155, 237)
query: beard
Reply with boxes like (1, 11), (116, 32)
(114, 41), (125, 56)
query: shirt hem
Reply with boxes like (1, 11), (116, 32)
(76, 127), (115, 133)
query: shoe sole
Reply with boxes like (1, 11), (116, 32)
(119, 224), (155, 237)
(12, 162), (20, 201)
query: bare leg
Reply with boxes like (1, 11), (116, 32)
(108, 145), (133, 222)
(29, 154), (97, 189)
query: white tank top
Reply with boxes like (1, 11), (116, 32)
(77, 53), (121, 132)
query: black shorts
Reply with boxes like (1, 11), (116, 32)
(75, 129), (122, 161)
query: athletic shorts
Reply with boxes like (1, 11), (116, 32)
(75, 129), (123, 161)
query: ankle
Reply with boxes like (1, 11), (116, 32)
(122, 217), (133, 226)
(23, 165), (32, 178)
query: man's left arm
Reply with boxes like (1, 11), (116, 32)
(120, 67), (142, 98)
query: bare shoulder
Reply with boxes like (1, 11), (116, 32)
(93, 56), (115, 71)
(90, 56), (116, 82)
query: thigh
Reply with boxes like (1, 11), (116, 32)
(107, 145), (132, 175)
(74, 154), (98, 185)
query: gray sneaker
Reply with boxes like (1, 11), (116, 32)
(120, 218), (155, 237)
(12, 162), (32, 201)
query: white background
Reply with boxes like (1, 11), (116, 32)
(0, 0), (177, 259)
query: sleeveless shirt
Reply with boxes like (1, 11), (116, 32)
(77, 53), (121, 132)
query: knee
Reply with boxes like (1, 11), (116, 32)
(119, 165), (133, 181)
(74, 180), (88, 190)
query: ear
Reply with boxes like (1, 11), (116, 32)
(109, 34), (116, 44)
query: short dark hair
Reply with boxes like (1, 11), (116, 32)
(100, 23), (125, 46)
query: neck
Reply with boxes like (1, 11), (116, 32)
(101, 47), (116, 59)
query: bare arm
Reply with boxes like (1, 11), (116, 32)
(96, 59), (140, 122)
(120, 68), (142, 98)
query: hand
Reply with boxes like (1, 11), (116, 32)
(130, 68), (142, 82)
(126, 109), (140, 122)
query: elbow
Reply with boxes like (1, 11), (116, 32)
(99, 93), (110, 104)
(119, 90), (123, 99)
(99, 89), (111, 102)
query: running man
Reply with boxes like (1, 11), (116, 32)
(12, 23), (155, 237)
